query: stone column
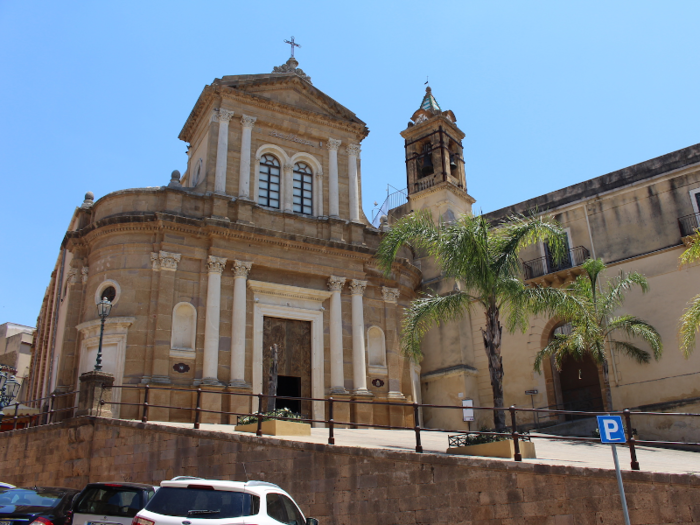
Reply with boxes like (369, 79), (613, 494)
(327, 139), (341, 217)
(349, 279), (369, 393)
(238, 115), (256, 199)
(283, 163), (294, 213)
(230, 260), (252, 386)
(327, 276), (347, 394)
(214, 109), (235, 194)
(347, 144), (361, 222)
(315, 170), (324, 216)
(202, 255), (227, 385)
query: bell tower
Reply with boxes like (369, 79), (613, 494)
(400, 87), (475, 221)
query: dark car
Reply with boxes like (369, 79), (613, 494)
(71, 483), (157, 525)
(0, 486), (80, 525)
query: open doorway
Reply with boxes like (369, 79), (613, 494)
(558, 353), (605, 420)
(276, 376), (302, 414)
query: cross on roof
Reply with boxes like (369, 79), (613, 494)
(284, 36), (301, 58)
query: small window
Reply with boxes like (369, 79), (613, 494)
(266, 493), (288, 523)
(281, 494), (305, 525)
(95, 280), (121, 306)
(292, 162), (313, 215)
(100, 286), (116, 302)
(259, 154), (281, 209)
(74, 486), (146, 518)
(145, 487), (259, 519)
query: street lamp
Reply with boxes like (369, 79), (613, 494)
(0, 368), (20, 409)
(95, 298), (112, 371)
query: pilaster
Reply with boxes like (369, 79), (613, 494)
(327, 139), (341, 217)
(347, 144), (361, 222)
(349, 279), (370, 394)
(230, 260), (252, 387)
(214, 109), (234, 194)
(202, 255), (227, 386)
(238, 115), (257, 199)
(327, 276), (347, 394)
(151, 251), (181, 385)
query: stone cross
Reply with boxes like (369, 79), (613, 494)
(284, 36), (300, 58)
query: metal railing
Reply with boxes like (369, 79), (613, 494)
(89, 384), (700, 472)
(4, 385), (698, 472)
(678, 212), (700, 237)
(522, 246), (590, 280)
(371, 187), (408, 227)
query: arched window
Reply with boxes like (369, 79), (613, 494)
(292, 162), (313, 215)
(367, 326), (387, 368)
(259, 154), (281, 209)
(171, 302), (197, 356)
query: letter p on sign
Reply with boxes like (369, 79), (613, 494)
(597, 415), (626, 443)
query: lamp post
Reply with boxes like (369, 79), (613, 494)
(0, 367), (20, 409)
(95, 298), (113, 371)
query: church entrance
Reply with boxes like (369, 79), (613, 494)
(558, 353), (605, 420)
(262, 317), (312, 418)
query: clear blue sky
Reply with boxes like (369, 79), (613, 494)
(1, 1), (699, 327)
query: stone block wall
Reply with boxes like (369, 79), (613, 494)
(1, 417), (699, 524)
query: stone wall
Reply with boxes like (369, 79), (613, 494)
(1, 418), (699, 524)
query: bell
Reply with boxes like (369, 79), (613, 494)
(449, 154), (458, 171)
(421, 152), (434, 176)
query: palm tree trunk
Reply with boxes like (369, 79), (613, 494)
(602, 358), (614, 412)
(481, 305), (506, 431)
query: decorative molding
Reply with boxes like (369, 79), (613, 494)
(327, 275), (346, 292)
(269, 130), (315, 147)
(248, 280), (332, 303)
(158, 250), (181, 271)
(66, 268), (78, 285)
(206, 255), (227, 274)
(81, 266), (89, 284)
(327, 138), (342, 151)
(272, 57), (312, 84)
(347, 144), (361, 157)
(241, 115), (257, 128)
(216, 108), (235, 123)
(76, 316), (136, 335)
(349, 279), (367, 296)
(233, 260), (253, 278)
(381, 286), (400, 303)
(150, 252), (160, 271)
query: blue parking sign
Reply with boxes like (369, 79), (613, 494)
(597, 415), (626, 443)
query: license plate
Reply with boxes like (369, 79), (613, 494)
(0, 520), (13, 525)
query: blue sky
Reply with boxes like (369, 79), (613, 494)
(1, 1), (699, 327)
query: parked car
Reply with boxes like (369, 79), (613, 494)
(0, 486), (80, 525)
(72, 483), (157, 525)
(133, 478), (318, 525)
(0, 483), (14, 489)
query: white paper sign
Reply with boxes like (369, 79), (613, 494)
(462, 399), (474, 422)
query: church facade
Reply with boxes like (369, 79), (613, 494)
(28, 56), (700, 440)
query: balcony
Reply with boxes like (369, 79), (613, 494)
(678, 212), (700, 238)
(522, 246), (590, 283)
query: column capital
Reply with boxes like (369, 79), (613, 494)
(327, 275), (346, 292)
(381, 286), (400, 303)
(206, 255), (227, 274)
(66, 268), (79, 286)
(349, 279), (368, 296)
(215, 109), (235, 123)
(241, 115), (257, 128)
(347, 144), (361, 157)
(232, 260), (253, 278)
(159, 251), (181, 271)
(327, 138), (342, 151)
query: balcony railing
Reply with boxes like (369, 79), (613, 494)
(522, 246), (590, 280)
(678, 212), (700, 237)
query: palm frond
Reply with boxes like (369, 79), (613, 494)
(601, 271), (649, 316)
(680, 232), (700, 265)
(605, 315), (662, 360)
(679, 293), (700, 357)
(374, 210), (441, 276)
(401, 291), (475, 363)
(608, 340), (651, 364)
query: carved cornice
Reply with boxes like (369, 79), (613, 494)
(207, 255), (227, 274)
(347, 144), (361, 157)
(241, 115), (257, 129)
(327, 275), (346, 292)
(233, 260), (253, 278)
(327, 138), (342, 151)
(381, 286), (400, 303)
(151, 250), (181, 271)
(349, 279), (367, 296)
(248, 280), (332, 302)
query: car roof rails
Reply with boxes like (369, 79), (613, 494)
(245, 481), (281, 489)
(170, 476), (204, 481)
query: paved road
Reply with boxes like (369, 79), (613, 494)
(153, 421), (700, 475)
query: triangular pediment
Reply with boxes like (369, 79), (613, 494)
(218, 74), (364, 125)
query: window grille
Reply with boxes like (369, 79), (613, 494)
(259, 154), (281, 209)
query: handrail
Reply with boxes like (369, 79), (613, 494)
(522, 246), (591, 280)
(678, 212), (700, 237)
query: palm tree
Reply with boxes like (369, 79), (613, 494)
(679, 231), (700, 356)
(376, 210), (568, 431)
(533, 258), (663, 411)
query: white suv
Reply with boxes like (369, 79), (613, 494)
(132, 478), (318, 525)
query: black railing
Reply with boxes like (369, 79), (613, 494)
(678, 212), (700, 237)
(522, 246), (590, 280)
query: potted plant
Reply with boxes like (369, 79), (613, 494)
(446, 430), (537, 459)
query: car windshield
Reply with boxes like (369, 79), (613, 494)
(145, 488), (259, 519)
(74, 486), (147, 518)
(0, 488), (65, 513)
